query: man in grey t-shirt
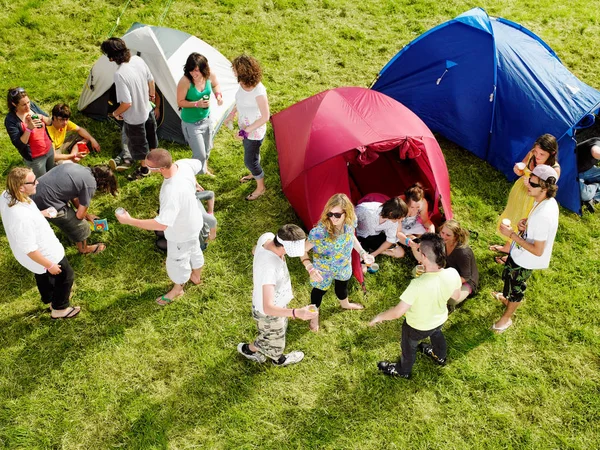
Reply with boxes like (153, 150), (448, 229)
(31, 164), (118, 254)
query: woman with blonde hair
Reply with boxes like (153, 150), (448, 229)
(300, 193), (374, 331)
(439, 219), (479, 307)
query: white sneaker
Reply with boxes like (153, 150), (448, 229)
(237, 343), (266, 363)
(273, 351), (305, 366)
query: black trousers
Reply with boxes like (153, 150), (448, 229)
(398, 320), (446, 376)
(310, 279), (350, 308)
(357, 233), (387, 253)
(33, 256), (74, 310)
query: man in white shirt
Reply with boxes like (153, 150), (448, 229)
(116, 149), (204, 305)
(0, 167), (80, 319)
(355, 197), (408, 259)
(101, 38), (158, 179)
(237, 225), (318, 366)
(492, 164), (560, 333)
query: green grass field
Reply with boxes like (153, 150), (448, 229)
(1, 0), (599, 448)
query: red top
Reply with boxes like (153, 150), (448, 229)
(21, 122), (51, 158)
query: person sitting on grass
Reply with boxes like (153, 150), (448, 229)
(116, 149), (205, 305)
(355, 197), (408, 259)
(369, 233), (462, 378)
(237, 224), (318, 366)
(576, 137), (600, 213)
(397, 183), (435, 248)
(47, 103), (101, 164)
(491, 165), (559, 333)
(0, 167), (80, 319)
(300, 193), (373, 332)
(31, 163), (117, 254)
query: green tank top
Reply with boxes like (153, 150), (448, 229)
(181, 79), (212, 123)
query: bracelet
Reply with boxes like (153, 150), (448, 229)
(308, 267), (316, 274)
(300, 258), (310, 264)
(194, 101), (199, 108)
(405, 237), (410, 246)
(26, 127), (35, 133)
(46, 263), (55, 271)
(215, 93), (222, 100)
(292, 308), (296, 319)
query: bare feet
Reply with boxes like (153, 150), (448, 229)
(340, 299), (364, 310)
(190, 272), (202, 285)
(382, 246), (405, 258)
(239, 174), (253, 183)
(79, 243), (106, 255)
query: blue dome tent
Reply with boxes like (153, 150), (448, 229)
(372, 8), (600, 214)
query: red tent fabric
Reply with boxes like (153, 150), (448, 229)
(271, 87), (453, 285)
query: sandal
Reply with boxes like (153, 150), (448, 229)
(490, 291), (507, 303)
(494, 255), (507, 265)
(491, 319), (513, 333)
(245, 190), (266, 201)
(488, 244), (507, 253)
(239, 174), (253, 183)
(82, 243), (106, 255)
(51, 306), (81, 320)
(156, 293), (183, 306)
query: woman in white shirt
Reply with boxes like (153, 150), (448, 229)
(225, 55), (270, 201)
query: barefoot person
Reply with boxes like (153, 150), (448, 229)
(225, 55), (269, 201)
(116, 149), (205, 305)
(491, 165), (559, 333)
(0, 168), (80, 319)
(31, 163), (117, 254)
(369, 233), (461, 378)
(237, 225), (318, 366)
(300, 194), (373, 332)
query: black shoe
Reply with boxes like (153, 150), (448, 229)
(417, 343), (447, 366)
(127, 166), (150, 181)
(583, 200), (596, 213)
(377, 361), (410, 378)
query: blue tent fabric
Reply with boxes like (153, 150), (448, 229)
(372, 7), (600, 214)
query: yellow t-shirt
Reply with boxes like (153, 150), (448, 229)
(47, 120), (78, 149)
(400, 268), (461, 331)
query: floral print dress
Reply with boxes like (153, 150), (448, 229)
(308, 222), (355, 290)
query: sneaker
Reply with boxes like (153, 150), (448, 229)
(272, 350), (304, 366)
(109, 158), (132, 172)
(127, 166), (150, 181)
(377, 360), (410, 378)
(583, 200), (596, 213)
(237, 343), (266, 363)
(417, 343), (447, 366)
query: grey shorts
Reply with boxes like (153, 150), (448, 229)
(49, 207), (91, 243)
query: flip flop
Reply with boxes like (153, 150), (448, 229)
(83, 243), (106, 255)
(239, 174), (253, 183)
(488, 244), (506, 253)
(51, 306), (81, 320)
(491, 319), (513, 333)
(156, 293), (183, 306)
(490, 291), (507, 303)
(494, 256), (507, 265)
(245, 190), (266, 201)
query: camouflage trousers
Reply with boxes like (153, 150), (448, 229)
(502, 255), (533, 303)
(252, 309), (288, 361)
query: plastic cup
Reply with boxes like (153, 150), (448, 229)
(115, 207), (126, 216)
(76, 142), (89, 155)
(367, 263), (380, 274)
(502, 218), (511, 227)
(515, 162), (526, 171)
(47, 207), (57, 218)
(307, 305), (318, 313)
(415, 264), (425, 277)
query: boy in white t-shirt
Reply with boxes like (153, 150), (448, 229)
(116, 149), (205, 305)
(237, 224), (318, 366)
(492, 165), (560, 333)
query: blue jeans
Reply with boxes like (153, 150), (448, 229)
(243, 138), (264, 179)
(24, 150), (55, 178)
(579, 166), (600, 202)
(182, 118), (212, 174)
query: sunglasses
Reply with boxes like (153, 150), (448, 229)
(9, 87), (25, 99)
(326, 211), (345, 219)
(528, 179), (541, 188)
(24, 177), (37, 185)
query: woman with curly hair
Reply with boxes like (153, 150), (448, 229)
(300, 193), (374, 331)
(225, 55), (270, 201)
(177, 53), (223, 176)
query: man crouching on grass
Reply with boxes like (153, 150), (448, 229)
(369, 233), (462, 378)
(238, 224), (319, 366)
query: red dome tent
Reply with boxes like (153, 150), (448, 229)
(271, 87), (453, 285)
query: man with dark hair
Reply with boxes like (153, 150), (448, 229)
(31, 164), (117, 254)
(116, 149), (206, 305)
(355, 197), (408, 259)
(369, 233), (462, 378)
(237, 224), (318, 366)
(492, 164), (559, 333)
(576, 138), (600, 212)
(47, 103), (101, 163)
(100, 37), (157, 179)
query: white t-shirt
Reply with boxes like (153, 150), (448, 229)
(0, 191), (65, 275)
(510, 198), (559, 270)
(235, 82), (267, 140)
(114, 55), (154, 125)
(252, 233), (293, 315)
(155, 160), (204, 243)
(355, 202), (399, 243)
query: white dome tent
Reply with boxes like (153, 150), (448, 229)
(78, 23), (238, 145)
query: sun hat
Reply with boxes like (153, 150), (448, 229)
(277, 236), (306, 257)
(532, 164), (558, 183)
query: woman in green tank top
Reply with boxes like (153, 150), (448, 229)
(177, 53), (223, 176)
